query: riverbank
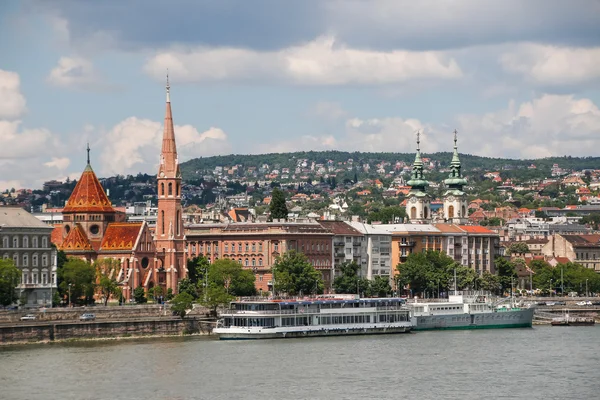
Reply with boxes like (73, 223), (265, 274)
(0, 317), (216, 345)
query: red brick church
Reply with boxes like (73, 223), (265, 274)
(52, 79), (186, 300)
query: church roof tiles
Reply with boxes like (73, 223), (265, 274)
(100, 222), (144, 251)
(60, 223), (93, 252)
(63, 164), (115, 213)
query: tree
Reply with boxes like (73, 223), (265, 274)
(208, 259), (256, 297)
(133, 286), (147, 304)
(55, 249), (68, 299)
(333, 261), (365, 294)
(60, 259), (96, 305)
(269, 187), (288, 221)
(187, 256), (210, 285)
(201, 284), (234, 317)
(0, 259), (20, 307)
(272, 251), (324, 296)
(478, 272), (501, 293)
(94, 258), (122, 306)
(369, 276), (393, 297)
(495, 257), (517, 294)
(178, 278), (199, 299)
(396, 251), (459, 297)
(507, 242), (529, 255)
(170, 292), (194, 318)
(166, 288), (174, 301)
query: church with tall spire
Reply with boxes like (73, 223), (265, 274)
(406, 131), (431, 223)
(52, 75), (186, 301)
(442, 130), (468, 224)
(154, 74), (187, 294)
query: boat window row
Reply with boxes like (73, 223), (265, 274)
(223, 317), (275, 327)
(430, 306), (463, 311)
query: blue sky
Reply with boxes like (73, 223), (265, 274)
(1, 0), (600, 190)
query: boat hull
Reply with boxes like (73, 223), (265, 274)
(412, 308), (534, 331)
(215, 324), (412, 340)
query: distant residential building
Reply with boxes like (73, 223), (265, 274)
(318, 221), (365, 277)
(541, 233), (600, 272)
(0, 206), (57, 306)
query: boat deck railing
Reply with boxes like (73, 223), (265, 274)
(223, 306), (409, 315)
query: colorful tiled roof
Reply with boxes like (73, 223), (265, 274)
(100, 222), (143, 251)
(60, 224), (93, 252)
(63, 164), (114, 213)
(51, 224), (63, 247)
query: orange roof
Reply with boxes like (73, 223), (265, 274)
(459, 225), (494, 234)
(51, 225), (63, 247)
(433, 223), (465, 233)
(60, 224), (93, 251)
(100, 222), (143, 251)
(63, 164), (114, 213)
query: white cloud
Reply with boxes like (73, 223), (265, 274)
(312, 101), (347, 120)
(0, 70), (27, 119)
(500, 44), (600, 85)
(0, 120), (54, 159)
(98, 118), (231, 176)
(266, 94), (600, 159)
(44, 157), (71, 170)
(456, 94), (600, 158)
(47, 56), (98, 88)
(144, 36), (462, 85)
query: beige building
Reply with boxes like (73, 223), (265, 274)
(1, 206), (57, 306)
(541, 234), (600, 271)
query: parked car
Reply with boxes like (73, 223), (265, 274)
(79, 313), (96, 321)
(576, 301), (592, 306)
(20, 314), (36, 321)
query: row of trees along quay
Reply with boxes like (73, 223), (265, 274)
(4, 247), (600, 316)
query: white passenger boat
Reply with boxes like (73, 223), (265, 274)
(409, 291), (534, 331)
(214, 296), (413, 340)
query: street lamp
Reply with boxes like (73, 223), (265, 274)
(68, 283), (72, 307)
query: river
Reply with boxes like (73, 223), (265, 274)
(1, 326), (599, 400)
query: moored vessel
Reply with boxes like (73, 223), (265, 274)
(214, 295), (413, 340)
(409, 291), (534, 331)
(551, 312), (595, 326)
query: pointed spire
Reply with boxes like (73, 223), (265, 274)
(158, 73), (180, 178)
(86, 142), (90, 165)
(413, 130), (423, 167)
(407, 130), (428, 191)
(166, 70), (170, 103)
(451, 129), (461, 167)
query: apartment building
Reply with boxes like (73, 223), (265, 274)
(541, 233), (600, 272)
(0, 206), (57, 306)
(317, 221), (366, 277)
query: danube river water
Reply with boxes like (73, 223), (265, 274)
(2, 326), (599, 400)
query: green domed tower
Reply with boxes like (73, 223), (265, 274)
(443, 130), (468, 223)
(406, 131), (431, 223)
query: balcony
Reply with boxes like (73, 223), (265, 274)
(353, 242), (361, 247)
(333, 241), (345, 247)
(399, 241), (415, 247)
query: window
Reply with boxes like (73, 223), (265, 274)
(238, 243), (242, 252)
(32, 254), (38, 267)
(23, 254), (28, 267)
(421, 237), (426, 244)
(258, 243), (263, 252)
(2, 236), (7, 248)
(252, 243), (256, 252)
(176, 210), (181, 236)
(274, 243), (279, 252)
(13, 237), (18, 248)
(176, 182), (180, 196)
(252, 259), (256, 266)
(245, 243), (249, 251)
(161, 183), (165, 196)
(33, 273), (38, 284)
(161, 210), (165, 234)
(259, 275), (263, 282)
(23, 272), (28, 284)
(42, 273), (47, 285)
(224, 243), (229, 252)
(32, 237), (38, 248)
(259, 258), (263, 266)
(168, 182), (173, 195)
(245, 258), (249, 266)
(13, 254), (18, 265)
(23, 236), (29, 248)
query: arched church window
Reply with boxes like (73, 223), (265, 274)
(448, 205), (455, 219)
(168, 183), (173, 196)
(410, 207), (417, 220)
(161, 211), (165, 235)
(462, 206), (466, 217)
(176, 211), (181, 236)
(424, 207), (429, 219)
(176, 183), (180, 196)
(161, 183), (165, 196)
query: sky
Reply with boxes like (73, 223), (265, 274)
(1, 0), (600, 190)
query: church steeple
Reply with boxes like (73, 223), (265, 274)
(155, 73), (186, 295)
(406, 131), (431, 223)
(443, 129), (468, 223)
